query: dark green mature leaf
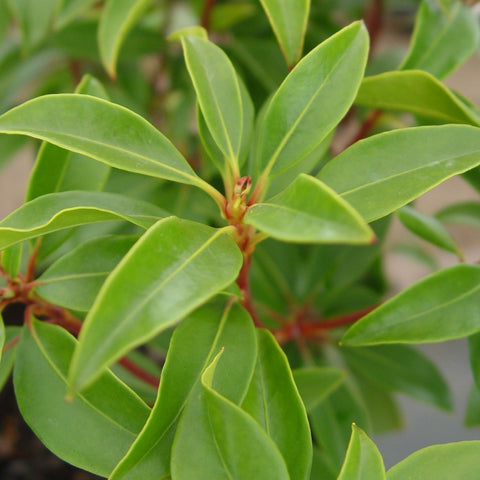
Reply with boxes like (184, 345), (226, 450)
(0, 191), (165, 250)
(468, 332), (480, 391)
(397, 206), (462, 259)
(14, 320), (149, 477)
(318, 125), (480, 222)
(342, 345), (452, 410)
(6, 0), (58, 51)
(244, 174), (374, 244)
(1, 242), (23, 278)
(111, 303), (256, 480)
(356, 70), (480, 125)
(436, 201), (480, 231)
(0, 326), (21, 391)
(26, 75), (110, 201)
(171, 351), (290, 480)
(256, 21), (368, 178)
(387, 441), (480, 479)
(181, 35), (243, 172)
(68, 217), (242, 393)
(343, 265), (480, 346)
(0, 95), (210, 190)
(98, 0), (151, 78)
(400, 0), (480, 79)
(259, 0), (310, 66)
(337, 424), (386, 480)
(36, 235), (137, 311)
(242, 330), (312, 480)
(293, 367), (346, 411)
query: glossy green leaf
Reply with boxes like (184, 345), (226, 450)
(0, 326), (21, 391)
(26, 75), (110, 201)
(171, 350), (290, 480)
(111, 302), (257, 480)
(6, 0), (58, 51)
(356, 70), (480, 125)
(1, 242), (23, 278)
(98, 0), (151, 78)
(68, 217), (242, 393)
(436, 201), (480, 231)
(244, 174), (374, 244)
(256, 21), (368, 178)
(181, 35), (243, 171)
(14, 319), (150, 477)
(0, 191), (165, 250)
(318, 125), (480, 222)
(242, 329), (312, 480)
(35, 235), (137, 311)
(55, 0), (97, 29)
(0, 95), (205, 188)
(397, 206), (462, 258)
(259, 0), (309, 66)
(343, 264), (480, 346)
(400, 0), (480, 79)
(337, 424), (386, 480)
(342, 344), (452, 410)
(387, 441), (480, 480)
(293, 367), (346, 411)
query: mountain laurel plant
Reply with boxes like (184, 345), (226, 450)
(1, 0), (480, 478)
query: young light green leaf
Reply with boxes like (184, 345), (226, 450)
(400, 0), (480, 79)
(171, 350), (290, 480)
(293, 367), (346, 412)
(14, 319), (150, 477)
(318, 125), (480, 222)
(244, 174), (374, 244)
(337, 424), (386, 480)
(0, 326), (21, 391)
(342, 264), (480, 346)
(436, 201), (480, 231)
(0, 191), (165, 250)
(1, 242), (23, 278)
(68, 217), (242, 393)
(0, 95), (205, 188)
(259, 0), (310, 67)
(256, 21), (368, 178)
(387, 441), (480, 480)
(355, 70), (480, 125)
(397, 206), (462, 259)
(26, 74), (110, 201)
(35, 235), (137, 311)
(111, 302), (257, 480)
(241, 329), (311, 480)
(181, 35), (243, 172)
(342, 344), (452, 410)
(98, 0), (151, 78)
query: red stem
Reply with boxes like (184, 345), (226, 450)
(236, 255), (264, 327)
(118, 357), (159, 387)
(345, 109), (383, 150)
(2, 335), (20, 353)
(364, 0), (384, 56)
(201, 0), (216, 30)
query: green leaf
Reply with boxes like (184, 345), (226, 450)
(342, 344), (452, 410)
(6, 0), (58, 51)
(181, 35), (243, 172)
(0, 95), (205, 188)
(355, 70), (480, 125)
(318, 125), (480, 222)
(68, 217), (242, 393)
(342, 264), (480, 346)
(436, 201), (480, 231)
(171, 350), (290, 480)
(387, 441), (480, 480)
(256, 21), (368, 178)
(98, 0), (151, 78)
(1, 242), (23, 278)
(259, 0), (310, 66)
(244, 174), (374, 244)
(26, 75), (111, 201)
(397, 206), (462, 259)
(111, 302), (257, 480)
(242, 329), (312, 480)
(468, 332), (480, 391)
(400, 0), (480, 79)
(293, 367), (346, 411)
(0, 326), (21, 391)
(35, 235), (137, 311)
(464, 383), (480, 427)
(55, 0), (97, 30)
(0, 191), (165, 250)
(13, 319), (150, 477)
(337, 424), (386, 480)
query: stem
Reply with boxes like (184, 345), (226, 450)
(201, 0), (217, 30)
(364, 0), (384, 57)
(236, 254), (264, 327)
(26, 238), (43, 283)
(118, 357), (159, 388)
(344, 109), (383, 151)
